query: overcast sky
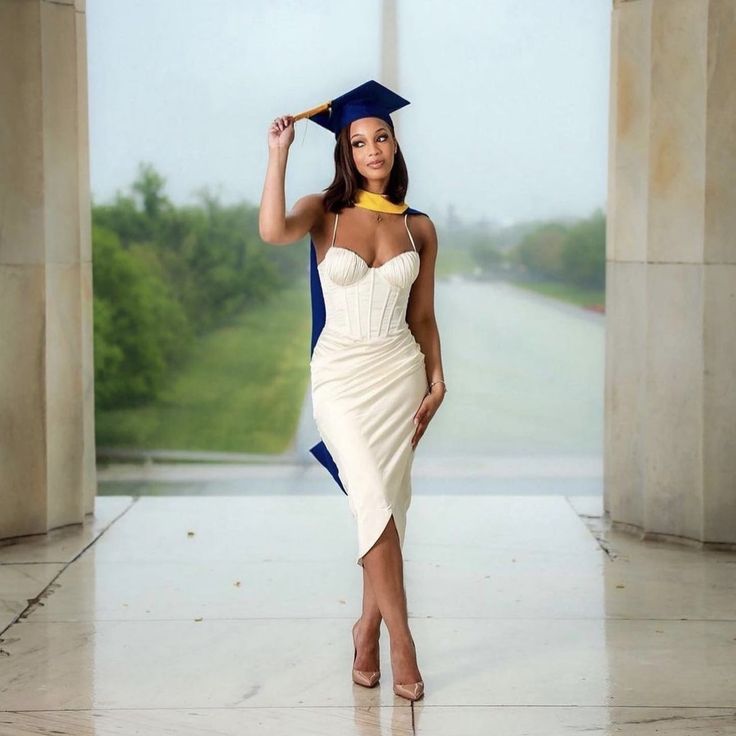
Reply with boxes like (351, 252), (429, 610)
(87, 0), (611, 228)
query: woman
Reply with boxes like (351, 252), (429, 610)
(259, 80), (446, 702)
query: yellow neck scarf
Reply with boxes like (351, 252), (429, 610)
(354, 188), (408, 214)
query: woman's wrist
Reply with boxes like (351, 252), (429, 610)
(268, 146), (290, 162)
(427, 379), (447, 397)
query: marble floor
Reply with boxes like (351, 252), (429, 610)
(1, 492), (735, 735)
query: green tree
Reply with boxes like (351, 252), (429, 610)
(92, 224), (190, 408)
(561, 209), (606, 289)
(515, 222), (568, 280)
(92, 162), (304, 411)
(132, 161), (171, 221)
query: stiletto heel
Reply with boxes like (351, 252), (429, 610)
(352, 620), (380, 688)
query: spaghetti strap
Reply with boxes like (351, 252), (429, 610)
(404, 213), (417, 252)
(330, 212), (340, 249)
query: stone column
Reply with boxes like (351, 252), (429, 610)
(0, 0), (96, 539)
(605, 0), (736, 547)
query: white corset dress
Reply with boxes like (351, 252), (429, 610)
(317, 212), (420, 339)
(310, 210), (428, 566)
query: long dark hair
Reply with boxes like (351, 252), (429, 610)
(322, 120), (409, 213)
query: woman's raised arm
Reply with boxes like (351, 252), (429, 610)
(259, 114), (321, 245)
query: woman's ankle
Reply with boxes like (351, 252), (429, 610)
(387, 627), (415, 648)
(358, 614), (382, 636)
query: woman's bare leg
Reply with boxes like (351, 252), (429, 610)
(353, 570), (381, 671)
(360, 514), (422, 684)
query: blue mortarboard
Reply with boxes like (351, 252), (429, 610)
(295, 79), (410, 139)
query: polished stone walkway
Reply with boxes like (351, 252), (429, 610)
(1, 492), (735, 734)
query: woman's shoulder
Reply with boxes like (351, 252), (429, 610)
(295, 191), (328, 213)
(407, 210), (436, 239)
(404, 211), (436, 256)
(297, 193), (333, 245)
(293, 192), (330, 229)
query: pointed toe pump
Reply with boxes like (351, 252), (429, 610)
(393, 680), (424, 701)
(352, 620), (380, 688)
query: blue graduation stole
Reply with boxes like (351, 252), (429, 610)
(308, 206), (428, 494)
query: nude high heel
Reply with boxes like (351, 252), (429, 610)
(392, 635), (424, 701)
(352, 620), (380, 688)
(393, 680), (424, 701)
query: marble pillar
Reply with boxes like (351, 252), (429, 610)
(605, 0), (736, 546)
(0, 0), (96, 539)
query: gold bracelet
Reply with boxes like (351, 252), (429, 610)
(428, 380), (447, 393)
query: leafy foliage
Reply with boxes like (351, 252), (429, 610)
(472, 208), (606, 290)
(92, 162), (303, 410)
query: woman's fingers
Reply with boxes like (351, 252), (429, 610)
(268, 116), (295, 148)
(411, 423), (426, 449)
(411, 408), (431, 448)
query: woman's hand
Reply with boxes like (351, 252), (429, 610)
(269, 114), (295, 151)
(411, 386), (445, 450)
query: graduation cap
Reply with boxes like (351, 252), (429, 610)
(293, 79), (410, 138)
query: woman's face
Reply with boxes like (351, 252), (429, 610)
(349, 117), (396, 187)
